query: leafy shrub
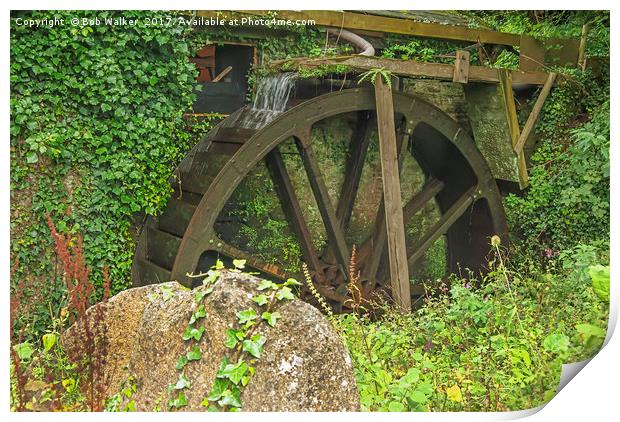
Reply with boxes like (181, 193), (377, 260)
(336, 247), (608, 411)
(505, 99), (609, 252)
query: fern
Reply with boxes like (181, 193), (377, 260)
(357, 67), (393, 88)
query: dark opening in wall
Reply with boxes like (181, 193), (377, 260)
(191, 43), (255, 114)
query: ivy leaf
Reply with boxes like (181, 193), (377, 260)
(26, 151), (38, 164)
(202, 269), (220, 286)
(261, 311), (281, 327)
(218, 386), (242, 408)
(257, 279), (276, 291)
(221, 361), (249, 385)
(276, 286), (295, 301)
(176, 355), (188, 370)
(232, 259), (246, 269)
(172, 373), (191, 390)
(182, 326), (205, 341)
(236, 309), (257, 324)
(168, 391), (188, 408)
(161, 285), (173, 301)
(14, 342), (33, 361)
(252, 294), (269, 306)
(189, 304), (206, 324)
(187, 345), (202, 361)
(224, 329), (240, 349)
(206, 378), (229, 402)
(242, 334), (266, 358)
(213, 259), (225, 270)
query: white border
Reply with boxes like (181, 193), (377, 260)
(3, 1), (617, 420)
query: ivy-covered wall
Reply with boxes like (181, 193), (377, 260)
(10, 11), (208, 334)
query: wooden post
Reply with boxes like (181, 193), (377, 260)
(453, 50), (470, 83)
(498, 69), (529, 188)
(374, 75), (411, 312)
(513, 72), (557, 155)
(578, 23), (591, 71)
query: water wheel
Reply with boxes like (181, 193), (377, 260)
(132, 82), (508, 311)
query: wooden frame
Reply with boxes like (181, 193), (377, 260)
(272, 55), (551, 85)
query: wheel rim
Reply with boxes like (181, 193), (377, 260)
(133, 87), (508, 310)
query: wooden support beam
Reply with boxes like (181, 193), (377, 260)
(453, 50), (470, 83)
(212, 66), (232, 82)
(498, 70), (529, 188)
(513, 72), (557, 155)
(231, 10), (522, 45)
(578, 23), (591, 71)
(272, 55), (551, 86)
(374, 75), (411, 311)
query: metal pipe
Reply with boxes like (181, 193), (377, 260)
(326, 28), (375, 56)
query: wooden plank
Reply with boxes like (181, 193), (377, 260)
(272, 55), (550, 86)
(513, 72), (557, 155)
(578, 23), (591, 71)
(227, 10), (522, 45)
(212, 66), (233, 82)
(361, 119), (410, 284)
(519, 35), (545, 71)
(374, 75), (411, 311)
(158, 198), (196, 237)
(146, 227), (181, 270)
(453, 50), (470, 83)
(498, 70), (529, 188)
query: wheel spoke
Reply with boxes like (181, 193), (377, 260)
(336, 111), (375, 230)
(264, 147), (325, 280)
(362, 177), (445, 281)
(295, 129), (351, 278)
(407, 187), (477, 268)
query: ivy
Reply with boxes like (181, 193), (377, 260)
(204, 272), (300, 411)
(10, 11), (213, 341)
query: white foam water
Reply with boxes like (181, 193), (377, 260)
(236, 73), (297, 129)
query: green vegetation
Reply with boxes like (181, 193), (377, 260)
(337, 241), (609, 411)
(10, 10), (213, 342)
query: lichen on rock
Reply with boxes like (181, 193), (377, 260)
(63, 270), (359, 411)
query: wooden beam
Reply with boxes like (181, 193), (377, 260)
(272, 55), (550, 86)
(498, 69), (529, 188)
(453, 50), (470, 83)
(519, 35), (545, 71)
(374, 75), (411, 311)
(229, 10), (522, 45)
(513, 72), (557, 155)
(212, 66), (232, 82)
(578, 23), (591, 71)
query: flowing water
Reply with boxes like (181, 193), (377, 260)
(235, 73), (297, 129)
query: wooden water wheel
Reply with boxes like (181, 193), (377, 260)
(132, 81), (508, 311)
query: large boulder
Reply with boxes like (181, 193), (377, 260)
(63, 270), (359, 411)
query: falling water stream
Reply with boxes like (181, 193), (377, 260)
(235, 73), (298, 129)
